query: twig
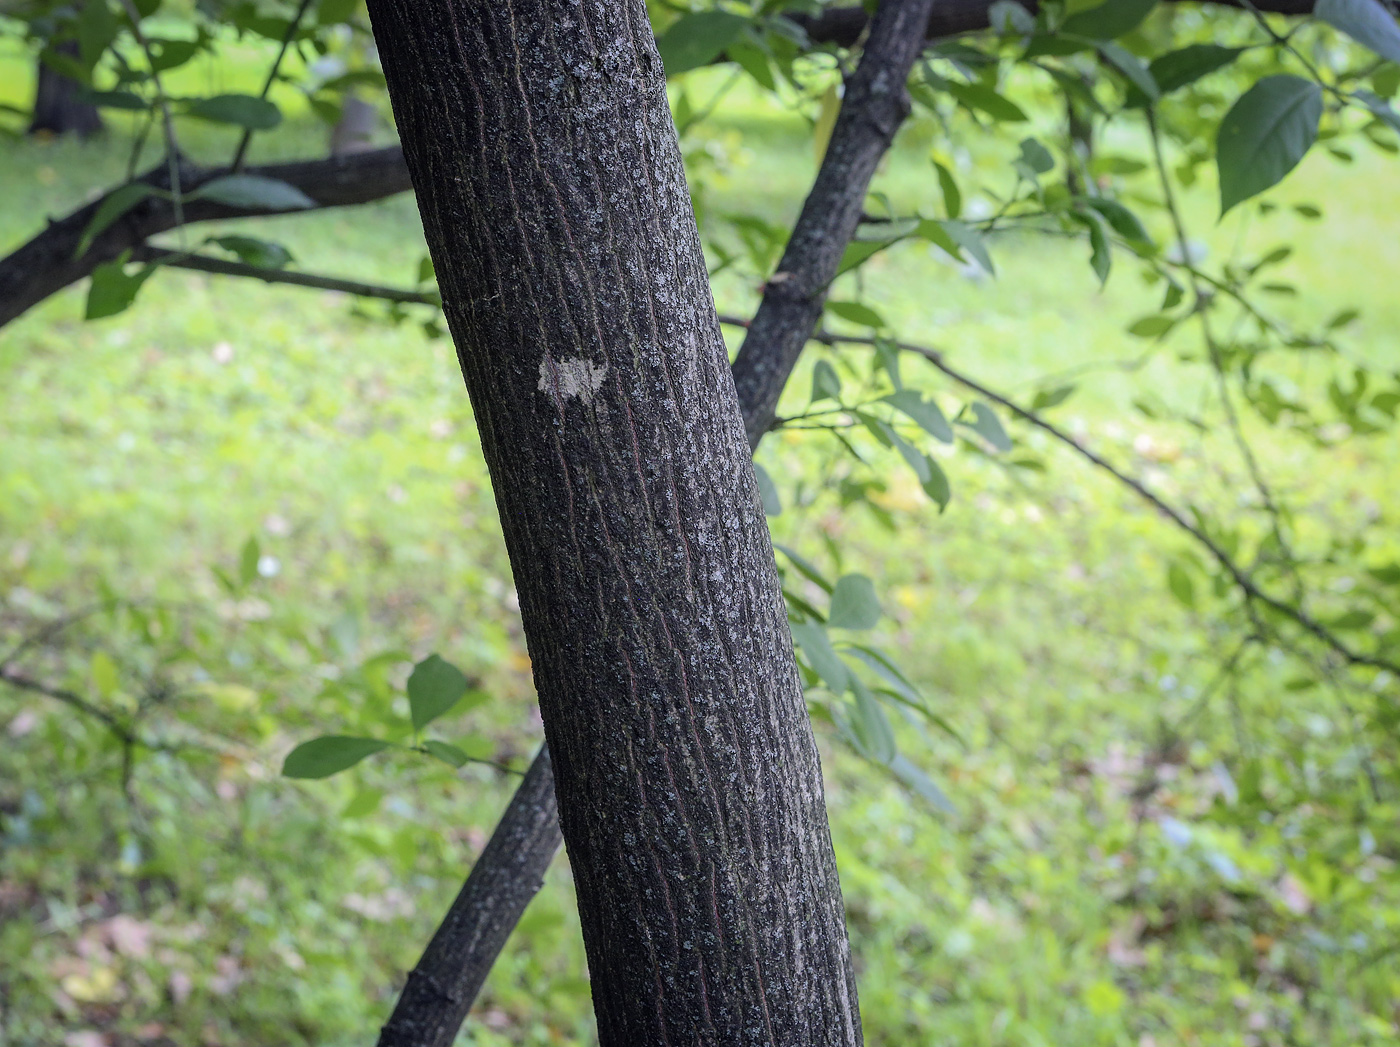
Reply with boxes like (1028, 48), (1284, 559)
(231, 0), (316, 171)
(1146, 108), (1301, 594)
(116, 0), (183, 237)
(130, 245), (441, 305)
(1, 663), (133, 742)
(717, 313), (1400, 678)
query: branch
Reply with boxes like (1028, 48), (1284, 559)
(0, 662), (134, 742)
(131, 246), (440, 306)
(730, 0), (940, 448)
(787, 0), (1318, 46)
(232, 0), (316, 172)
(0, 146), (413, 328)
(375, 746), (560, 1047)
(752, 317), (1400, 679)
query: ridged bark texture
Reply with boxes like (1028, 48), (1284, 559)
(363, 2), (862, 1044)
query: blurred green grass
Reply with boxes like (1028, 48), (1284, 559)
(2, 36), (1399, 1047)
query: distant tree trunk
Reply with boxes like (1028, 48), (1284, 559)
(364, 0), (863, 1043)
(29, 42), (103, 139)
(329, 95), (378, 157)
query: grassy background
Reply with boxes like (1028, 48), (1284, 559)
(2, 33), (1399, 1047)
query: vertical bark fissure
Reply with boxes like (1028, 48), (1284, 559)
(365, 1), (861, 1042)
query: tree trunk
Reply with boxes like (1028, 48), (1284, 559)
(29, 42), (104, 139)
(364, 1), (862, 1043)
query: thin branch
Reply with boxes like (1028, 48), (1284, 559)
(725, 314), (1400, 678)
(1146, 108), (1301, 593)
(0, 663), (133, 742)
(116, 0), (183, 236)
(0, 146), (412, 328)
(131, 246), (441, 305)
(231, 0), (316, 171)
(729, 0), (939, 448)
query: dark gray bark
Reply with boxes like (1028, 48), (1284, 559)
(372, 3), (941, 1041)
(0, 147), (411, 328)
(376, 747), (561, 1047)
(29, 43), (104, 139)
(729, 0), (936, 448)
(364, 1), (861, 1043)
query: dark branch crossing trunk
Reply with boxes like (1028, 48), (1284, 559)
(364, 0), (862, 1043)
(0, 147), (412, 328)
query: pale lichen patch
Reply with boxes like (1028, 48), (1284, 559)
(538, 355), (608, 403)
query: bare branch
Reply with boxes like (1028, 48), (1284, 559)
(737, 315), (1400, 679)
(231, 0), (317, 172)
(131, 246), (440, 306)
(0, 146), (413, 328)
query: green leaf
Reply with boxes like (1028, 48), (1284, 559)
(85, 260), (156, 321)
(1032, 384), (1077, 410)
(836, 238), (892, 277)
(934, 160), (962, 218)
(964, 402), (1012, 451)
(77, 183), (157, 257)
(81, 90), (148, 110)
(826, 300), (886, 328)
(790, 621), (849, 692)
(1062, 0), (1157, 38)
(753, 462), (782, 517)
(1098, 42), (1158, 99)
(828, 574), (881, 630)
(1077, 209), (1112, 284)
(193, 175), (316, 211)
(1128, 314), (1176, 337)
(185, 94), (282, 130)
(318, 0), (361, 24)
(341, 787), (383, 819)
(811, 359), (843, 402)
(239, 536), (260, 586)
(78, 0), (121, 71)
(148, 38), (201, 73)
(1355, 88), (1400, 134)
(1366, 563), (1400, 585)
(776, 545), (833, 594)
(1017, 137), (1056, 175)
(889, 753), (957, 813)
(884, 390), (954, 443)
(921, 456), (952, 510)
(207, 234), (293, 270)
(283, 736), (391, 779)
(91, 650), (119, 699)
(944, 80), (1029, 122)
(1080, 197), (1153, 245)
(940, 220), (996, 275)
(656, 11), (749, 75)
(1217, 76), (1323, 216)
(407, 654), (470, 731)
(421, 740), (470, 768)
(1148, 44), (1244, 94)
(1167, 561), (1196, 608)
(848, 676), (896, 764)
(1316, 0), (1400, 63)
